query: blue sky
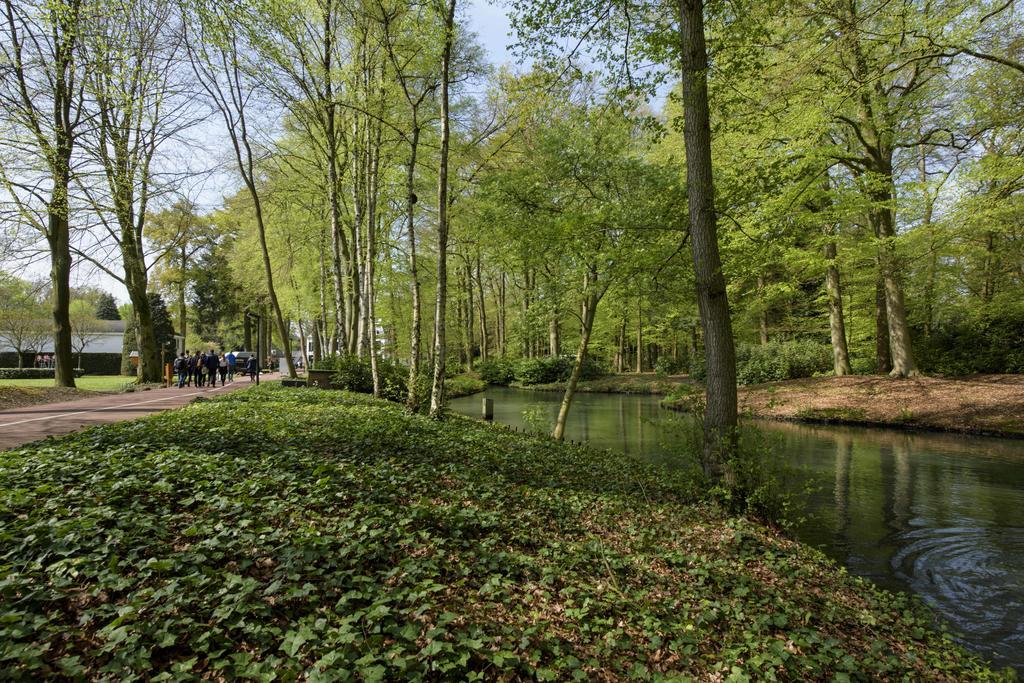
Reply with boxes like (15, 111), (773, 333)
(465, 0), (518, 67)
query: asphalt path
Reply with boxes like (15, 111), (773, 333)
(0, 374), (276, 450)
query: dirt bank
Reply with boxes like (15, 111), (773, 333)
(728, 375), (1024, 437)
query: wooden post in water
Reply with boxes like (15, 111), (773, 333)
(482, 398), (494, 421)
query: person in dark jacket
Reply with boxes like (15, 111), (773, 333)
(245, 354), (258, 382)
(174, 354), (187, 388)
(194, 351), (206, 387)
(206, 350), (220, 388)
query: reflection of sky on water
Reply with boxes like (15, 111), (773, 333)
(449, 387), (1024, 672)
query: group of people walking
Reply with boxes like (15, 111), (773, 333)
(172, 350), (259, 389)
(33, 354), (54, 368)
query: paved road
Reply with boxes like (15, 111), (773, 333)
(0, 375), (275, 451)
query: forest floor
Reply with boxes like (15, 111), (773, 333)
(663, 374), (1024, 438)
(0, 384), (1001, 679)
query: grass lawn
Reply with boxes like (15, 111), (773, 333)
(0, 374), (135, 392)
(0, 385), (1000, 680)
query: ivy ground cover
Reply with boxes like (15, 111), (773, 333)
(0, 386), (1002, 680)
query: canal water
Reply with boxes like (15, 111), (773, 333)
(449, 387), (1024, 672)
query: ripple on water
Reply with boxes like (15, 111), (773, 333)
(892, 525), (1024, 668)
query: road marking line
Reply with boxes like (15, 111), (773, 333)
(0, 385), (232, 429)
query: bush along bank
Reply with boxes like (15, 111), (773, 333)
(0, 386), (1002, 680)
(310, 354), (486, 403)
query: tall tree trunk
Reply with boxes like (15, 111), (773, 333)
(919, 147), (937, 337)
(254, 201), (295, 376)
(521, 269), (533, 357)
(464, 263), (474, 370)
(122, 240), (161, 382)
(243, 309), (253, 351)
(428, 0), (456, 418)
(498, 272), (507, 356)
(548, 317), (560, 356)
(825, 241), (852, 375)
(328, 141), (349, 355)
(553, 268), (605, 441)
(366, 131), (381, 397)
(48, 190), (76, 388)
(311, 319), (322, 365)
(871, 194), (918, 377)
(757, 276), (769, 345)
(615, 316), (626, 373)
(840, 0), (915, 378)
(678, 0), (738, 479)
(477, 254), (488, 362)
(406, 124), (422, 409)
(635, 297), (643, 373)
(874, 268), (891, 374)
(982, 230), (997, 302)
(820, 176), (851, 376)
(322, 3), (349, 356)
(178, 245), (187, 341)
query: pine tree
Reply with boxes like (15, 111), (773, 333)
(95, 292), (121, 320)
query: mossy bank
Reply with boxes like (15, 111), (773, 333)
(0, 385), (1004, 680)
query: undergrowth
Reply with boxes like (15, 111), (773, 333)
(0, 386), (1003, 680)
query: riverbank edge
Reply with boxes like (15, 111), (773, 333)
(660, 375), (1024, 439)
(661, 401), (1024, 441)
(507, 373), (690, 395)
(0, 384), (1002, 679)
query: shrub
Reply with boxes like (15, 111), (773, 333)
(0, 367), (85, 380)
(477, 358), (516, 385)
(689, 341), (831, 385)
(514, 356), (572, 385)
(576, 354), (606, 381)
(312, 354), (408, 402)
(654, 355), (685, 377)
(689, 350), (707, 382)
(445, 374), (487, 398)
(913, 302), (1024, 375)
(511, 355), (605, 386)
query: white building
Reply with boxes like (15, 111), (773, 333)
(0, 320), (127, 354)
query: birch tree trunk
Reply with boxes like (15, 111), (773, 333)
(428, 0), (457, 418)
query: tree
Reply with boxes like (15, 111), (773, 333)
(478, 95), (686, 439)
(69, 301), (105, 368)
(0, 276), (50, 368)
(75, 0), (197, 383)
(95, 292), (121, 320)
(0, 0), (89, 387)
(428, 0), (457, 418)
(185, 4), (297, 378)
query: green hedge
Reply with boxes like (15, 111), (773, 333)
(0, 367), (86, 380)
(77, 352), (123, 375)
(691, 340), (832, 385)
(312, 354), (409, 403)
(0, 386), (997, 679)
(479, 356), (605, 386)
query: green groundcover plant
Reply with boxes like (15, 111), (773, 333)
(0, 386), (1003, 680)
